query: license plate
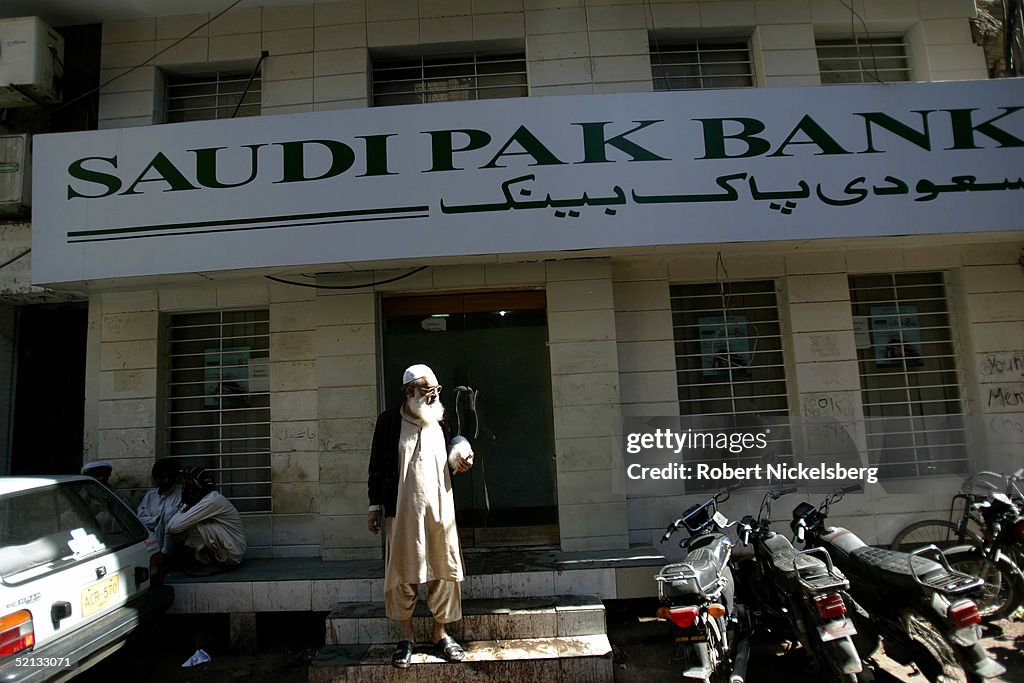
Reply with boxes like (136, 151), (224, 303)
(817, 619), (857, 643)
(81, 574), (120, 617)
(675, 634), (708, 643)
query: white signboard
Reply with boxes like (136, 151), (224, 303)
(31, 79), (1024, 285)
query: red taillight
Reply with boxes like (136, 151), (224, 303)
(948, 600), (981, 628)
(1015, 519), (1024, 541)
(149, 552), (166, 587)
(657, 605), (700, 629)
(0, 610), (34, 657)
(814, 593), (847, 620)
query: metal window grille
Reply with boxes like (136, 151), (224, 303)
(670, 280), (792, 489)
(372, 52), (528, 107)
(849, 273), (969, 479)
(165, 310), (271, 513)
(164, 71), (261, 123)
(651, 39), (754, 91)
(816, 38), (912, 84)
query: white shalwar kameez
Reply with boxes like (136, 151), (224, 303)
(383, 412), (465, 622)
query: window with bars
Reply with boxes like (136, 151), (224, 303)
(371, 52), (527, 107)
(164, 70), (261, 123)
(651, 39), (754, 91)
(165, 310), (271, 513)
(849, 273), (969, 479)
(670, 281), (791, 488)
(816, 37), (912, 84)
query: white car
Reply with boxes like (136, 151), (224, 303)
(0, 476), (174, 682)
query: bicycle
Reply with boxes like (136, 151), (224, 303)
(888, 471), (1006, 552)
(890, 469), (1024, 621)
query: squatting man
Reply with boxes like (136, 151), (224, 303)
(367, 364), (475, 669)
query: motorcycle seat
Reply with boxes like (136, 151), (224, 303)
(849, 546), (979, 593)
(763, 535), (852, 592)
(688, 546), (727, 580)
(763, 534), (830, 578)
(657, 542), (730, 597)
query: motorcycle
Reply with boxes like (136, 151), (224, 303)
(942, 471), (1024, 621)
(791, 486), (1005, 682)
(734, 486), (863, 682)
(656, 490), (747, 682)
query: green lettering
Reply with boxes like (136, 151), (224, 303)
(769, 115), (851, 156)
(481, 126), (566, 169)
(120, 152), (198, 195)
(275, 140), (355, 183)
(67, 156), (121, 199)
(424, 129), (491, 172)
(357, 134), (397, 177)
(856, 111), (934, 153)
(191, 145), (265, 189)
(695, 118), (771, 159)
(573, 121), (669, 163)
(946, 107), (1024, 150)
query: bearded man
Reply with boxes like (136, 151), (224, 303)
(367, 364), (474, 669)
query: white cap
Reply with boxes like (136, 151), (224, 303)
(81, 460), (113, 475)
(403, 364), (438, 386)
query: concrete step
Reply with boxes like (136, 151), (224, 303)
(309, 634), (614, 683)
(324, 594), (606, 645)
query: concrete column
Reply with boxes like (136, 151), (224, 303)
(547, 258), (628, 551)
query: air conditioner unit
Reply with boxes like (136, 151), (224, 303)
(0, 134), (31, 215)
(0, 17), (64, 108)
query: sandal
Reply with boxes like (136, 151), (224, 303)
(391, 640), (414, 669)
(433, 635), (466, 662)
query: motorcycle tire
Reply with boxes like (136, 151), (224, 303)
(901, 610), (970, 683)
(943, 546), (1024, 622)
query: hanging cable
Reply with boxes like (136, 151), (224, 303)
(231, 51), (269, 118)
(0, 248), (30, 270)
(265, 266), (429, 290)
(47, 0), (248, 116)
(836, 0), (885, 84)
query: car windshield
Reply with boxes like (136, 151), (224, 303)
(0, 480), (148, 582)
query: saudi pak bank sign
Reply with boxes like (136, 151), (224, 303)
(32, 79), (1024, 284)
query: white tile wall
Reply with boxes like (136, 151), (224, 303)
(94, 0), (985, 127)
(80, 3), (1012, 560)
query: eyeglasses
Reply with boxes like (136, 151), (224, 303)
(416, 385), (442, 397)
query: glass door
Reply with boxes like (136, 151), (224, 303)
(381, 291), (558, 547)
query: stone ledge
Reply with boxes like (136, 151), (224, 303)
(310, 635), (613, 683)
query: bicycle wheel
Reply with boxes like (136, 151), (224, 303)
(944, 547), (1024, 621)
(889, 519), (983, 552)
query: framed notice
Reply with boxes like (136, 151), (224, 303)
(205, 346), (252, 407)
(698, 315), (751, 377)
(869, 305), (923, 367)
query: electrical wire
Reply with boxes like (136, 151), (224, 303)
(836, 0), (885, 84)
(265, 266), (429, 290)
(713, 251), (761, 412)
(47, 0), (248, 116)
(231, 51), (268, 118)
(0, 248), (30, 270)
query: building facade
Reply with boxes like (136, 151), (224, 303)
(2, 0), (1023, 561)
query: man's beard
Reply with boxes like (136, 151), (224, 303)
(408, 394), (444, 423)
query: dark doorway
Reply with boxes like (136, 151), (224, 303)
(381, 291), (558, 547)
(9, 304), (88, 475)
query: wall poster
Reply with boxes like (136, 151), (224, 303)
(870, 305), (923, 366)
(699, 314), (752, 377)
